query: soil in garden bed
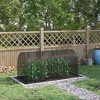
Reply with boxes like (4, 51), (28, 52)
(16, 74), (80, 84)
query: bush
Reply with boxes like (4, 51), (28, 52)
(20, 58), (70, 82)
(20, 60), (48, 81)
(46, 58), (70, 78)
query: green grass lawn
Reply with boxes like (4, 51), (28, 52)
(75, 65), (100, 95)
(0, 73), (79, 100)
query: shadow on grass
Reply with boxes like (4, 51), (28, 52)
(0, 77), (18, 85)
(79, 65), (100, 80)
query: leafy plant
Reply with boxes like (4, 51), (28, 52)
(20, 58), (70, 82)
(31, 60), (48, 80)
(46, 58), (70, 78)
(20, 60), (33, 82)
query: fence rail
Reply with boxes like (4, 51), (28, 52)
(0, 28), (100, 69)
(0, 29), (87, 48)
(0, 28), (100, 49)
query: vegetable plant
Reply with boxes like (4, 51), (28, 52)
(19, 58), (70, 82)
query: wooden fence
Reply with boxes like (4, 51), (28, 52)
(0, 27), (100, 69)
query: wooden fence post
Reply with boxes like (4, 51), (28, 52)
(86, 26), (90, 57)
(40, 28), (44, 60)
(40, 28), (44, 51)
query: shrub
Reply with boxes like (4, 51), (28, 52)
(20, 58), (70, 82)
(21, 60), (48, 81)
(46, 58), (70, 78)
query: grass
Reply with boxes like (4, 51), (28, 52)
(0, 73), (79, 100)
(75, 65), (100, 95)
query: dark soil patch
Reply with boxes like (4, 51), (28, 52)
(16, 74), (80, 84)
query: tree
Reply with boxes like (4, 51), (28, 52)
(2, 0), (100, 31)
(0, 0), (23, 31)
(74, 0), (100, 29)
(19, 0), (76, 30)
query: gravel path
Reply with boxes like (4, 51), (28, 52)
(57, 82), (100, 100)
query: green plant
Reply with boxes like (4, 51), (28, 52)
(21, 60), (48, 81)
(31, 60), (48, 80)
(46, 58), (70, 78)
(20, 60), (33, 81)
(20, 58), (70, 82)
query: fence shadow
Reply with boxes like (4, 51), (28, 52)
(0, 76), (18, 86)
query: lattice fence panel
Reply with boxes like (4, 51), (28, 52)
(0, 33), (39, 48)
(74, 32), (86, 44)
(89, 31), (100, 43)
(44, 32), (86, 46)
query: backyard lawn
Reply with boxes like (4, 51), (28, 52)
(0, 65), (100, 100)
(0, 73), (79, 100)
(75, 65), (100, 95)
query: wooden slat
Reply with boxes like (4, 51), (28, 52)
(0, 47), (40, 51)
(90, 30), (100, 32)
(44, 30), (86, 33)
(0, 31), (40, 34)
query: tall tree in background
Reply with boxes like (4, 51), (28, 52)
(1, 0), (100, 31)
(74, 0), (100, 29)
(19, 0), (100, 30)
(19, 0), (76, 30)
(0, 0), (23, 31)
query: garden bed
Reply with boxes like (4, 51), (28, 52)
(17, 49), (79, 84)
(11, 75), (86, 88)
(16, 74), (79, 84)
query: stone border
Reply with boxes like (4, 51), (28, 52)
(10, 75), (88, 88)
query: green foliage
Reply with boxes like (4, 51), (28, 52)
(0, 0), (23, 31)
(21, 0), (75, 30)
(18, 0), (100, 30)
(46, 58), (70, 78)
(21, 58), (70, 82)
(74, 0), (100, 29)
(1, 0), (100, 31)
(31, 60), (48, 80)
(21, 60), (48, 81)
